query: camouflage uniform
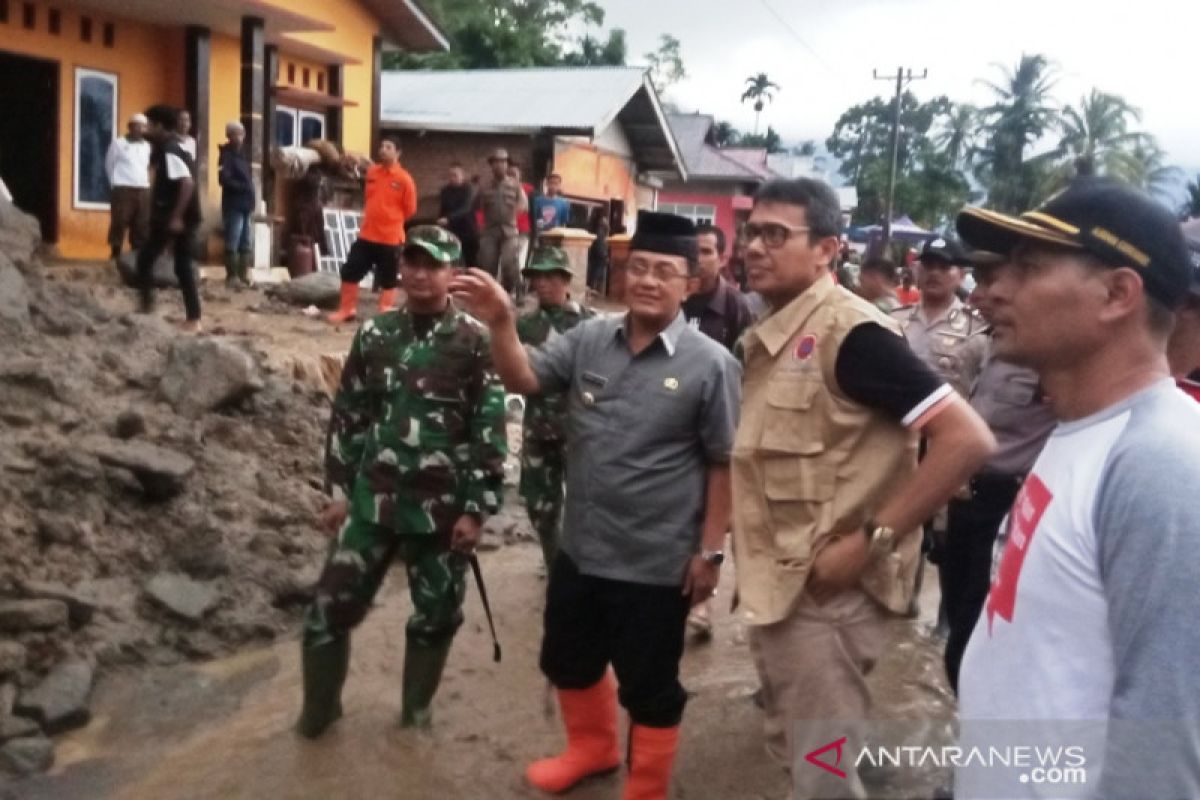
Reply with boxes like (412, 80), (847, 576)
(305, 304), (507, 649)
(516, 296), (594, 567)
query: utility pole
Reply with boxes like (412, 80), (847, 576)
(873, 66), (927, 254)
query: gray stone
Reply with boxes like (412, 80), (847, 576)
(18, 581), (98, 627)
(0, 600), (68, 633)
(145, 573), (219, 621)
(35, 512), (88, 547)
(79, 436), (195, 500)
(0, 736), (55, 775)
(159, 338), (264, 418)
(265, 271), (342, 309)
(0, 199), (42, 273)
(0, 643), (26, 675)
(0, 259), (30, 330)
(114, 409), (146, 439)
(13, 659), (94, 735)
(0, 682), (15, 716)
(0, 715), (39, 743)
(115, 249), (198, 289)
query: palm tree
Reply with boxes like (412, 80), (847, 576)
(741, 73), (780, 136)
(934, 103), (979, 170)
(1058, 90), (1145, 175)
(1183, 175), (1200, 219)
(1107, 136), (1183, 200)
(974, 54), (1058, 212)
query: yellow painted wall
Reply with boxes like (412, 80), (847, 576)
(262, 0), (382, 156)
(279, 54), (327, 92)
(206, 33), (242, 213)
(0, 0), (180, 258)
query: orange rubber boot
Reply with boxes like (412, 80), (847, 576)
(378, 287), (399, 313)
(525, 673), (621, 793)
(327, 282), (360, 324)
(623, 724), (680, 800)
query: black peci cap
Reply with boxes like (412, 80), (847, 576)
(957, 178), (1192, 307)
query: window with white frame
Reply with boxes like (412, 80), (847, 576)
(657, 202), (716, 227)
(275, 105), (326, 147)
(74, 67), (118, 209)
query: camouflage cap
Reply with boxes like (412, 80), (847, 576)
(403, 225), (462, 266)
(522, 246), (573, 277)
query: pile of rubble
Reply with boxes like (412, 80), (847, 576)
(0, 201), (334, 775)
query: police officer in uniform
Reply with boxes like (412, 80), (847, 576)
(941, 255), (1057, 691)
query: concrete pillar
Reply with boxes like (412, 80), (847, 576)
(261, 44), (278, 209)
(240, 16), (265, 200)
(370, 35), (382, 152)
(184, 25), (211, 197)
(327, 65), (343, 147)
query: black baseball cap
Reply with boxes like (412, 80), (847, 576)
(919, 236), (970, 267)
(957, 178), (1192, 308)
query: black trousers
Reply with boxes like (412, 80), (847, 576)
(340, 239), (400, 290)
(943, 473), (1024, 692)
(540, 554), (690, 728)
(138, 223), (200, 322)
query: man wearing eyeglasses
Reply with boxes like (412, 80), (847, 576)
(450, 210), (741, 799)
(731, 179), (994, 798)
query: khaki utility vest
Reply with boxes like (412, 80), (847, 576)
(732, 274), (921, 625)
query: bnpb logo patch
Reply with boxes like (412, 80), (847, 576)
(793, 334), (817, 361)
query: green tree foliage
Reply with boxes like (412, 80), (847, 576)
(973, 54), (1059, 213)
(712, 121), (740, 147)
(1183, 175), (1200, 219)
(739, 126), (784, 154)
(385, 0), (622, 69)
(644, 34), (687, 95)
(825, 92), (971, 227)
(742, 73), (780, 135)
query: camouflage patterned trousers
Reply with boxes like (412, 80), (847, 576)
(303, 515), (467, 649)
(519, 436), (567, 568)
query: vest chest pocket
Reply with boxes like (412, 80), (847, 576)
(760, 379), (824, 455)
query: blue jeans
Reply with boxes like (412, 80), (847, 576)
(222, 208), (252, 254)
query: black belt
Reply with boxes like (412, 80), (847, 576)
(967, 472), (1024, 496)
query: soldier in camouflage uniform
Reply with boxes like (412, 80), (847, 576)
(516, 247), (595, 568)
(296, 226), (508, 737)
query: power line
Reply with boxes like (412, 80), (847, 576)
(757, 0), (845, 84)
(874, 66), (928, 250)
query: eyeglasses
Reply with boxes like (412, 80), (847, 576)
(626, 261), (689, 283)
(744, 222), (811, 249)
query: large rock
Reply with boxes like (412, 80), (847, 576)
(18, 581), (98, 627)
(265, 271), (342, 309)
(159, 338), (264, 418)
(80, 436), (195, 500)
(144, 573), (219, 621)
(0, 600), (68, 633)
(0, 715), (39, 744)
(0, 199), (42, 278)
(0, 643), (26, 675)
(115, 249), (198, 289)
(0, 258), (30, 329)
(0, 735), (54, 775)
(13, 659), (94, 735)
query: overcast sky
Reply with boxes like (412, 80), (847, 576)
(594, 0), (1199, 171)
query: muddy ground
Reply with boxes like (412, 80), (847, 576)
(5, 266), (956, 799)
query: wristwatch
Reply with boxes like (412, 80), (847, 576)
(700, 549), (725, 566)
(862, 519), (896, 559)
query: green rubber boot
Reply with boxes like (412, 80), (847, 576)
(238, 251), (253, 285)
(223, 251), (239, 288)
(296, 637), (350, 739)
(400, 636), (453, 729)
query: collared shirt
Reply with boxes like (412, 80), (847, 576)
(893, 297), (987, 397)
(683, 277), (756, 352)
(517, 299), (595, 441)
(477, 176), (527, 236)
(969, 342), (1056, 475)
(104, 136), (151, 188)
(360, 162), (418, 246)
(530, 311), (742, 586)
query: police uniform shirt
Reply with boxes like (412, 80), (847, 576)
(970, 342), (1057, 476)
(528, 311), (742, 587)
(892, 297), (987, 396)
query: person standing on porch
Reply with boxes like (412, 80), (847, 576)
(104, 113), (151, 261)
(217, 121), (255, 289)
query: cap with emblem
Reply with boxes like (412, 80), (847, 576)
(522, 246), (573, 277)
(630, 210), (699, 271)
(919, 236), (971, 267)
(402, 225), (462, 266)
(956, 177), (1192, 308)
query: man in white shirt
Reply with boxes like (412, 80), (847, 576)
(954, 178), (1200, 799)
(104, 113), (151, 260)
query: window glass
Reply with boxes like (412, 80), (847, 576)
(74, 68), (117, 208)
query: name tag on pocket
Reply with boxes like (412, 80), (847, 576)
(581, 371), (608, 388)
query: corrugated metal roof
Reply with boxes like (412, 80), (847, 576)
(666, 113), (772, 182)
(381, 67), (650, 134)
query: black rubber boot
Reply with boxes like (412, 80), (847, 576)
(238, 251), (253, 285)
(400, 636), (453, 729)
(296, 637), (350, 739)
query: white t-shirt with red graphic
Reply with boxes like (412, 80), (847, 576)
(958, 379), (1200, 799)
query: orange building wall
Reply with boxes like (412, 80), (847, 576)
(206, 33), (242, 213)
(264, 0), (382, 156)
(0, 0), (181, 258)
(554, 140), (639, 219)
